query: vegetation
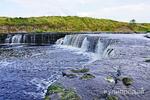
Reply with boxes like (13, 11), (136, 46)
(122, 77), (133, 86)
(80, 73), (95, 80)
(45, 84), (80, 100)
(0, 16), (150, 33)
(71, 68), (89, 73)
(106, 95), (119, 100)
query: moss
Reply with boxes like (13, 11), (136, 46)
(47, 84), (64, 94)
(106, 95), (118, 100)
(122, 77), (133, 86)
(45, 84), (80, 100)
(71, 68), (89, 73)
(44, 95), (50, 100)
(80, 73), (95, 80)
(61, 89), (80, 100)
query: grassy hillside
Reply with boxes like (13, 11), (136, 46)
(0, 16), (150, 33)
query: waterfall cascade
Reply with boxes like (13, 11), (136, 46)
(11, 34), (22, 44)
(1, 33), (66, 45)
(56, 34), (118, 59)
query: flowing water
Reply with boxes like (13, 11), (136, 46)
(0, 33), (150, 100)
(0, 45), (90, 100)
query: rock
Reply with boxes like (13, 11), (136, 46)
(71, 68), (90, 73)
(106, 95), (118, 100)
(62, 71), (77, 78)
(80, 73), (95, 80)
(105, 76), (115, 83)
(145, 33), (150, 38)
(45, 84), (81, 100)
(144, 59), (150, 63)
(122, 77), (133, 86)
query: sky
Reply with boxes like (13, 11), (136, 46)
(0, 0), (150, 22)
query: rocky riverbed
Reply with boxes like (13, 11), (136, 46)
(0, 45), (90, 100)
(45, 34), (150, 100)
(0, 34), (150, 100)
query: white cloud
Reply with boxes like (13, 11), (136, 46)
(1, 0), (150, 22)
(77, 3), (150, 22)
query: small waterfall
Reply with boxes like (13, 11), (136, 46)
(5, 35), (12, 44)
(11, 34), (22, 44)
(63, 35), (73, 45)
(81, 37), (90, 51)
(56, 34), (117, 59)
(95, 38), (104, 58)
(2, 33), (66, 45)
(56, 38), (64, 45)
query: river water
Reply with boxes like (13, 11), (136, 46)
(0, 45), (90, 100)
(0, 34), (150, 100)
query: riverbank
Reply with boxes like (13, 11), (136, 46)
(0, 16), (150, 33)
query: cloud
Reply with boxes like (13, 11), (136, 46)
(0, 0), (150, 22)
(77, 3), (150, 22)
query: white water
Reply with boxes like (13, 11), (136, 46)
(95, 38), (104, 58)
(56, 34), (116, 59)
(81, 37), (90, 52)
(11, 34), (22, 44)
(56, 34), (149, 59)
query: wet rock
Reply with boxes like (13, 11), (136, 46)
(145, 33), (150, 38)
(122, 77), (133, 86)
(80, 73), (95, 80)
(62, 71), (77, 78)
(106, 95), (118, 100)
(144, 59), (150, 63)
(104, 76), (115, 83)
(45, 84), (80, 100)
(71, 68), (90, 73)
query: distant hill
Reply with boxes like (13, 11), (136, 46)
(0, 16), (150, 33)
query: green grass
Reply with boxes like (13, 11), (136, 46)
(0, 16), (150, 33)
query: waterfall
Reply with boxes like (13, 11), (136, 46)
(81, 37), (90, 51)
(3, 33), (66, 45)
(5, 35), (12, 44)
(11, 34), (22, 44)
(56, 34), (117, 59)
(95, 38), (104, 58)
(56, 38), (64, 45)
(63, 35), (73, 45)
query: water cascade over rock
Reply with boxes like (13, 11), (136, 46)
(56, 34), (118, 59)
(1, 33), (66, 45)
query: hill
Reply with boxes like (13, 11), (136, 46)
(0, 16), (150, 33)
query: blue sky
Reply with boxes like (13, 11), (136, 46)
(0, 0), (150, 22)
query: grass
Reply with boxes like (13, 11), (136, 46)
(45, 84), (80, 100)
(71, 68), (90, 73)
(0, 16), (150, 33)
(80, 73), (95, 80)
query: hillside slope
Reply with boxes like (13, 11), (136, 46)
(0, 16), (150, 33)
